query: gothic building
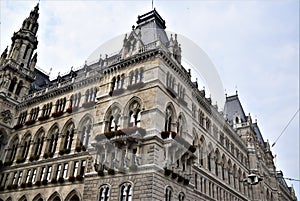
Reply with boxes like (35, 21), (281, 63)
(0, 4), (297, 201)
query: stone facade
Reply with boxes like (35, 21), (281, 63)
(0, 4), (297, 201)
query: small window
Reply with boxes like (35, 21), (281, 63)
(99, 185), (110, 201)
(120, 183), (132, 201)
(165, 186), (172, 201)
(46, 166), (52, 181)
(73, 161), (79, 176)
(56, 164), (62, 179)
(31, 169), (37, 183)
(178, 192), (185, 201)
(63, 163), (69, 179)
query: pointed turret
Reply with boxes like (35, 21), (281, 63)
(6, 3), (39, 69)
(0, 3), (39, 101)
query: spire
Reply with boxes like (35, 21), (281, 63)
(5, 3), (39, 69)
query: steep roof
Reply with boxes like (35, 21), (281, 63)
(252, 122), (265, 146)
(223, 94), (247, 125)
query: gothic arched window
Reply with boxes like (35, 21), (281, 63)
(62, 123), (75, 151)
(99, 185), (110, 201)
(105, 106), (121, 132)
(120, 182), (132, 201)
(80, 118), (92, 147)
(6, 135), (19, 162)
(32, 130), (44, 157)
(165, 186), (172, 201)
(47, 126), (59, 154)
(20, 134), (31, 159)
(128, 101), (141, 127)
(178, 192), (185, 201)
(8, 77), (17, 92)
(15, 80), (23, 95)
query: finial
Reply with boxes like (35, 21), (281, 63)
(71, 66), (73, 71)
(48, 67), (52, 76)
(132, 25), (135, 30)
(58, 72), (60, 77)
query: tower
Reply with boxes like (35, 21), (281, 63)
(0, 3), (39, 101)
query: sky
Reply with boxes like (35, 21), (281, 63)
(0, 0), (299, 198)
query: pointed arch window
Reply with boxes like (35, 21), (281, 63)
(32, 131), (44, 157)
(81, 118), (92, 147)
(20, 134), (31, 159)
(6, 136), (19, 162)
(120, 182), (132, 201)
(105, 106), (121, 132)
(62, 123), (75, 150)
(128, 101), (141, 127)
(165, 186), (172, 201)
(47, 127), (59, 154)
(165, 107), (173, 131)
(17, 111), (27, 125)
(15, 80), (23, 95)
(99, 185), (110, 201)
(178, 192), (185, 201)
(8, 77), (17, 92)
(207, 153), (212, 171)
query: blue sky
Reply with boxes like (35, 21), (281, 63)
(0, 0), (299, 198)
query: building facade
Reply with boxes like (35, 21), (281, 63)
(0, 4), (297, 201)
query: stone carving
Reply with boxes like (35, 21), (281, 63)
(0, 109), (13, 124)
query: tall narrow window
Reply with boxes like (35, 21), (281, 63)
(128, 101), (141, 127)
(32, 169), (37, 183)
(165, 186), (172, 201)
(81, 119), (92, 147)
(165, 107), (173, 131)
(63, 163), (68, 179)
(40, 167), (46, 181)
(178, 192), (185, 201)
(99, 185), (110, 201)
(15, 81), (23, 95)
(207, 153), (211, 171)
(46, 166), (52, 181)
(56, 164), (62, 179)
(12, 172), (17, 185)
(120, 183), (132, 201)
(80, 160), (86, 176)
(73, 161), (79, 176)
(25, 169), (31, 183)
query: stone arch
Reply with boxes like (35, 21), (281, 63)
(19, 131), (32, 159)
(78, 114), (94, 147)
(5, 134), (19, 162)
(65, 189), (81, 201)
(31, 127), (45, 157)
(164, 102), (177, 132)
(45, 123), (60, 154)
(104, 103), (122, 132)
(48, 192), (62, 201)
(207, 142), (214, 171)
(123, 96), (143, 127)
(199, 135), (207, 167)
(221, 154), (227, 180)
(214, 148), (221, 176)
(18, 195), (27, 201)
(60, 120), (75, 151)
(177, 112), (187, 137)
(119, 181), (134, 201)
(0, 128), (9, 159)
(33, 193), (44, 201)
(227, 159), (232, 185)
